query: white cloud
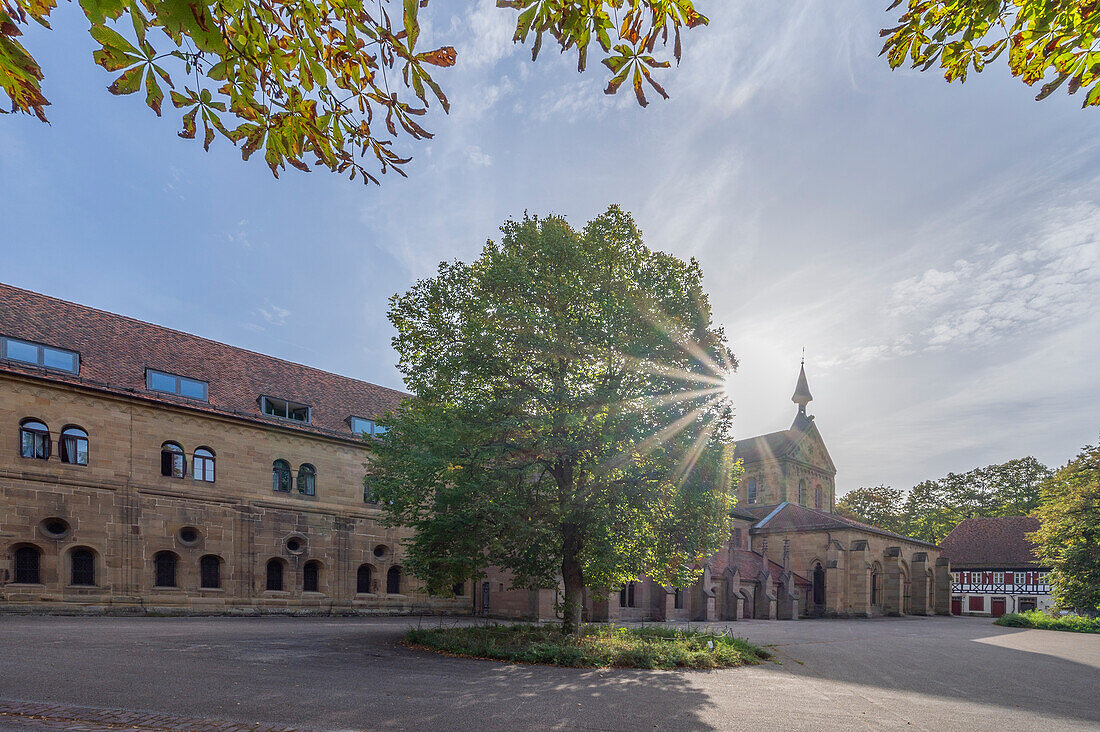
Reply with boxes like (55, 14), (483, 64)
(256, 303), (292, 327)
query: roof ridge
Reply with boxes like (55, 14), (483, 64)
(0, 281), (409, 397)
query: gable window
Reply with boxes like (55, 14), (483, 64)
(59, 426), (89, 465)
(272, 460), (292, 492)
(161, 442), (186, 478)
(193, 447), (215, 482)
(146, 369), (209, 401)
(200, 555), (221, 589)
(303, 561), (321, 592)
(261, 396), (310, 424)
(746, 477), (758, 504)
(19, 419), (51, 460)
(154, 551), (178, 587)
(266, 559), (284, 591)
(798, 479), (807, 505)
(70, 548), (95, 586)
(13, 546), (42, 584)
(814, 484), (823, 510)
(350, 416), (389, 437)
(1, 336), (79, 374)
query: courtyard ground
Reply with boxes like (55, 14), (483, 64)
(0, 614), (1096, 731)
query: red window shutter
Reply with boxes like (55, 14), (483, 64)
(1004, 572), (1013, 585)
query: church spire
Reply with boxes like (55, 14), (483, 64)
(792, 358), (813, 415)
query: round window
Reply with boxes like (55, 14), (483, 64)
(372, 545), (389, 559)
(286, 537), (304, 553)
(40, 518), (71, 539)
(178, 527), (199, 544)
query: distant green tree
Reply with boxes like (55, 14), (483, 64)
(902, 479), (960, 544)
(836, 484), (905, 534)
(368, 205), (737, 634)
(1030, 441), (1100, 612)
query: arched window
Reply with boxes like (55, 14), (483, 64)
(272, 460), (291, 492)
(161, 442), (186, 478)
(193, 447), (215, 482)
(746, 477), (758, 504)
(59, 426), (89, 465)
(154, 551), (178, 587)
(870, 566), (881, 607)
(13, 546), (41, 584)
(798, 479), (807, 505)
(356, 564), (373, 594)
(19, 419), (50, 460)
(674, 588), (684, 610)
(814, 484), (823, 510)
(812, 563), (825, 606)
(200, 555), (221, 589)
(386, 566), (402, 594)
(619, 581), (636, 608)
(266, 559), (284, 591)
(297, 463), (316, 496)
(303, 560), (321, 592)
(71, 548), (95, 586)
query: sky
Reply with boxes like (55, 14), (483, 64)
(1, 1), (1098, 495)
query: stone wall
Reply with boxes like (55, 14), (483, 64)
(0, 375), (466, 615)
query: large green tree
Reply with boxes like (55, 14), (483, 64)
(1, 0), (705, 181)
(1030, 441), (1100, 612)
(368, 205), (737, 633)
(835, 484), (905, 534)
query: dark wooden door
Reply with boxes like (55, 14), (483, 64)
(951, 597), (961, 615)
(991, 597), (1006, 618)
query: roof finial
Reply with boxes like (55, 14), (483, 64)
(792, 357), (813, 415)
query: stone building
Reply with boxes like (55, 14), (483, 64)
(476, 364), (952, 620)
(0, 283), (467, 615)
(941, 516), (1053, 617)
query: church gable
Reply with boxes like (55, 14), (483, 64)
(786, 420), (836, 475)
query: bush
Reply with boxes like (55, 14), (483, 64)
(994, 610), (1100, 634)
(405, 623), (770, 669)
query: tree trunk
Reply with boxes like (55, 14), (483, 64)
(561, 523), (585, 635)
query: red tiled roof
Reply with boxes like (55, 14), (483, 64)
(748, 502), (940, 548)
(0, 283), (408, 440)
(939, 516), (1045, 569)
(728, 548), (811, 586)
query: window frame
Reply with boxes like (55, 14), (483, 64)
(356, 564), (374, 594)
(265, 558), (285, 591)
(1, 336), (79, 374)
(272, 459), (292, 492)
(297, 463), (316, 496)
(260, 396), (311, 424)
(193, 447), (216, 482)
(145, 369), (209, 401)
(153, 551), (178, 588)
(161, 442), (187, 479)
(13, 546), (42, 584)
(200, 555), (222, 589)
(386, 566), (402, 595)
(19, 419), (51, 460)
(59, 425), (89, 466)
(303, 560), (321, 593)
(746, 477), (758, 504)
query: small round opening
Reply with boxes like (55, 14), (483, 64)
(286, 538), (303, 553)
(41, 518), (70, 539)
(373, 545), (389, 559)
(178, 527), (199, 544)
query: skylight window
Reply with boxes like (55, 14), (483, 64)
(0, 336), (79, 374)
(261, 396), (311, 424)
(146, 369), (209, 401)
(350, 416), (388, 437)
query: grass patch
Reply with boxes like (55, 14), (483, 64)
(404, 623), (770, 669)
(994, 610), (1100, 634)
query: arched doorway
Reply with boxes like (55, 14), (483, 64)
(812, 563), (826, 613)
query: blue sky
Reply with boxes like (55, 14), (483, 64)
(2, 1), (1098, 494)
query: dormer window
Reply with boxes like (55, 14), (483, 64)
(1, 336), (79, 374)
(350, 416), (388, 437)
(146, 369), (208, 401)
(261, 396), (310, 424)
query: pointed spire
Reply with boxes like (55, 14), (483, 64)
(792, 357), (813, 415)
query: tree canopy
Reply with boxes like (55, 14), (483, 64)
(367, 205), (737, 632)
(1, 0), (706, 182)
(881, 1), (1100, 107)
(1030, 440), (1100, 611)
(837, 456), (1052, 543)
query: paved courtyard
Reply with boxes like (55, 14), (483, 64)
(0, 614), (1096, 731)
